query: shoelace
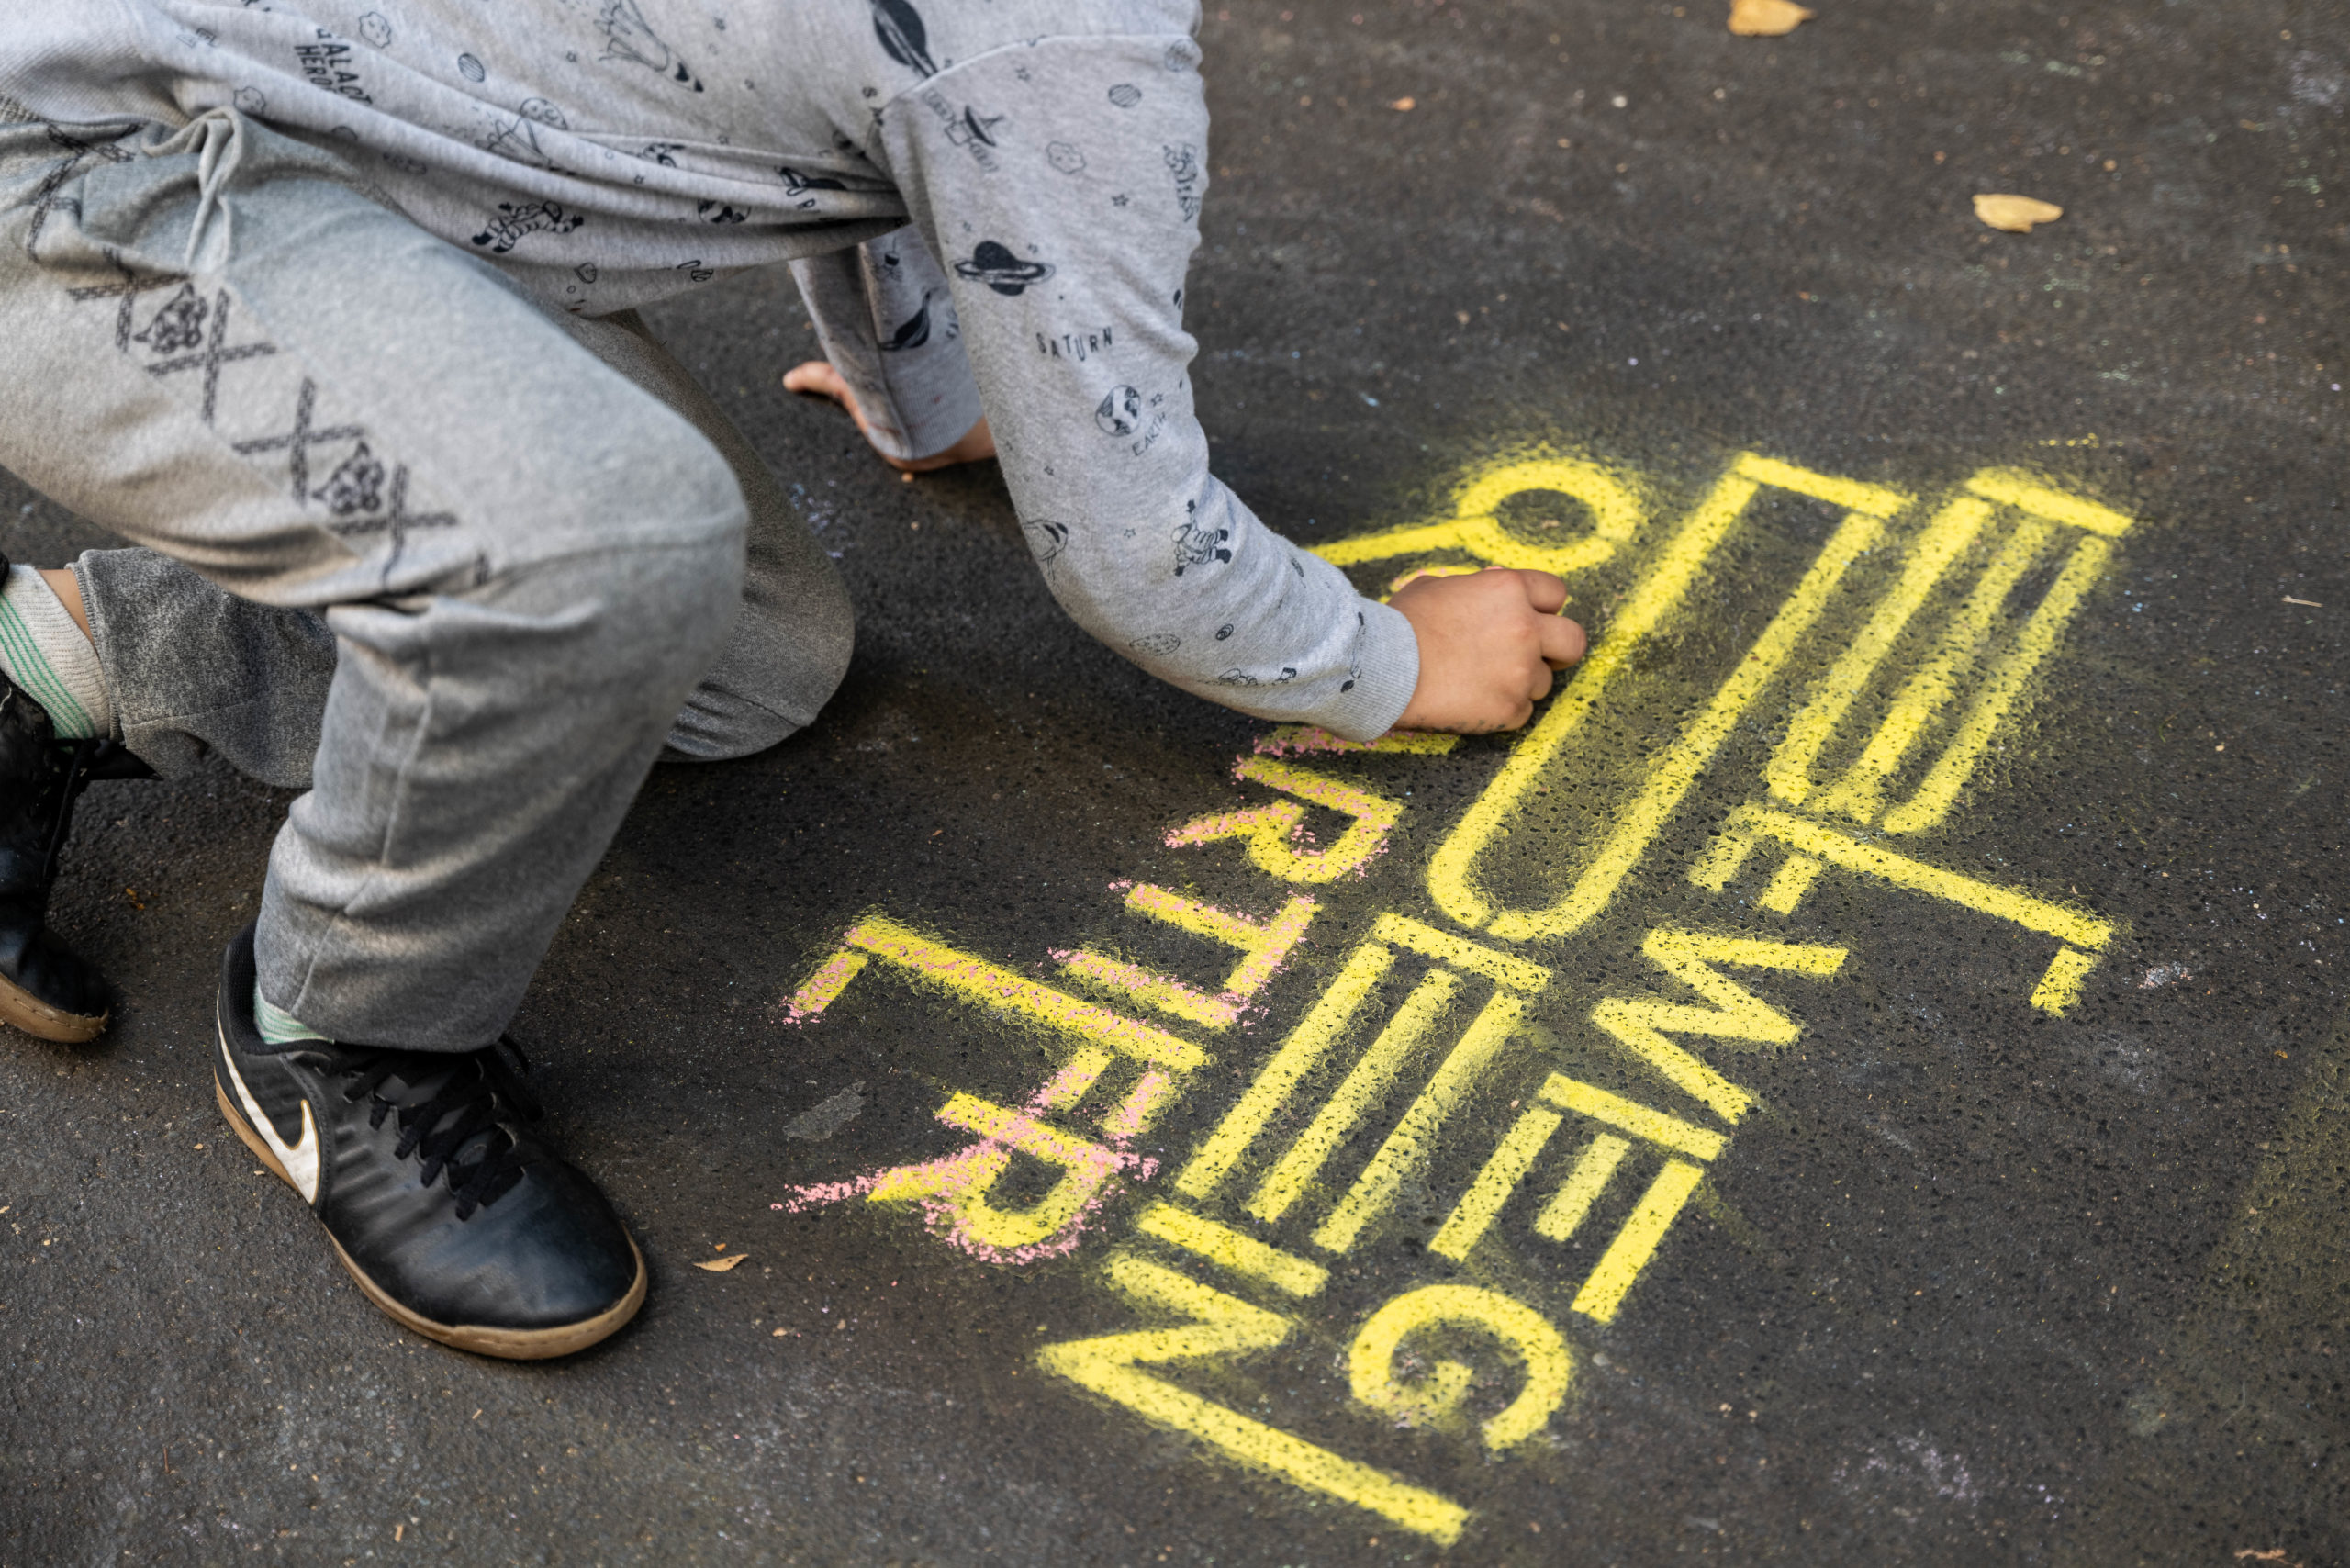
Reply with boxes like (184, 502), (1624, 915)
(42, 738), (151, 885)
(337, 1038), (543, 1220)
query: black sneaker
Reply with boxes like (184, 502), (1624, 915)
(0, 667), (151, 1043)
(212, 924), (647, 1359)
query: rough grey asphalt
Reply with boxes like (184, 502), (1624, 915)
(4, 0), (2348, 1562)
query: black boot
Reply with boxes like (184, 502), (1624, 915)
(0, 670), (151, 1042)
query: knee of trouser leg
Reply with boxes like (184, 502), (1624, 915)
(612, 420), (749, 636)
(554, 390), (750, 581)
(613, 525), (748, 688)
(520, 526), (745, 722)
(661, 564), (854, 762)
(800, 555), (856, 711)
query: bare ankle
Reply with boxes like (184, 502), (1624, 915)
(37, 569), (92, 644)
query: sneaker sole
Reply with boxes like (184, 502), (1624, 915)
(215, 1074), (649, 1360)
(0, 969), (106, 1043)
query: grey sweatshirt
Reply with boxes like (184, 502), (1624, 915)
(2, 0), (1421, 740)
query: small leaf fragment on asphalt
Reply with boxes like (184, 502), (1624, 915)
(1974, 193), (2064, 232)
(1728, 0), (1814, 37)
(695, 1254), (748, 1271)
(1389, 96), (1416, 111)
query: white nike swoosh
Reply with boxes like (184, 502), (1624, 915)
(219, 1022), (320, 1204)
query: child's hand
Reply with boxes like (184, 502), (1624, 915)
(1390, 568), (1587, 734)
(784, 360), (996, 472)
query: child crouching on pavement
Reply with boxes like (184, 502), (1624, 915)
(0, 0), (1583, 1356)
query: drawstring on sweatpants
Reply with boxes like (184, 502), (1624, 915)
(179, 107), (245, 273)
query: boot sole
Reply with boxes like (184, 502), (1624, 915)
(0, 969), (106, 1044)
(215, 1075), (649, 1361)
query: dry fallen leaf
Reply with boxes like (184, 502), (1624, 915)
(1728, 0), (1813, 37)
(694, 1254), (748, 1272)
(1974, 193), (2064, 232)
(1389, 96), (1416, 111)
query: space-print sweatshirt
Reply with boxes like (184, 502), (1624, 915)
(3, 0), (1421, 741)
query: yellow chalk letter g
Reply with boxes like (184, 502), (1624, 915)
(1348, 1284), (1573, 1451)
(1313, 455), (1645, 576)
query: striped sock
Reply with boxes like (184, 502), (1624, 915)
(255, 983), (331, 1047)
(0, 565), (111, 741)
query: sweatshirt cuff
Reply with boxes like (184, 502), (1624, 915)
(1308, 599), (1420, 744)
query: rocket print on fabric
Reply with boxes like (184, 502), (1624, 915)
(870, 0), (939, 77)
(599, 0), (704, 92)
(778, 167), (849, 196)
(1024, 519), (1072, 563)
(481, 111), (571, 174)
(880, 289), (941, 351)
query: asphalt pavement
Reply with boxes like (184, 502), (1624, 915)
(4, 0), (2347, 1562)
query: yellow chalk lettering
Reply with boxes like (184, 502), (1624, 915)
(1367, 913), (1553, 992)
(2030, 945), (2101, 1015)
(867, 1143), (1006, 1205)
(1257, 725), (1460, 756)
(844, 915), (1206, 1072)
(1766, 496), (1993, 808)
(1579, 928), (1844, 1123)
(1036, 1047), (1115, 1110)
(1426, 452), (1914, 936)
(1538, 1075), (1727, 1161)
(1136, 1202), (1329, 1296)
(1571, 1159), (1707, 1323)
(786, 948), (867, 1018)
(889, 1092), (1124, 1250)
(1039, 1257), (1471, 1545)
(1058, 949), (1239, 1028)
(1810, 517), (2055, 825)
(1427, 1105), (1565, 1261)
(1964, 468), (2135, 538)
(1729, 452), (1908, 519)
(1532, 1134), (1634, 1242)
(1757, 852), (1825, 913)
(1348, 1284), (1573, 1451)
(1312, 454), (1646, 577)
(1486, 501), (1888, 941)
(1248, 969), (1463, 1225)
(1176, 943), (1397, 1202)
(1878, 535), (2113, 834)
(1102, 1068), (1180, 1139)
(1691, 805), (2114, 955)
(1643, 927), (1851, 1015)
(1216, 894), (1319, 997)
(1167, 757), (1401, 884)
(1124, 885), (1319, 1001)
(1425, 465), (1756, 931)
(1314, 990), (1528, 1254)
(1588, 1003), (1755, 1125)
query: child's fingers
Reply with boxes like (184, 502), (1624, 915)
(1537, 614), (1587, 668)
(1516, 569), (1572, 615)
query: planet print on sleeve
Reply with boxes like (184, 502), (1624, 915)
(954, 242), (1053, 297)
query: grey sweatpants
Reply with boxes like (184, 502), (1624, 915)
(0, 112), (854, 1049)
